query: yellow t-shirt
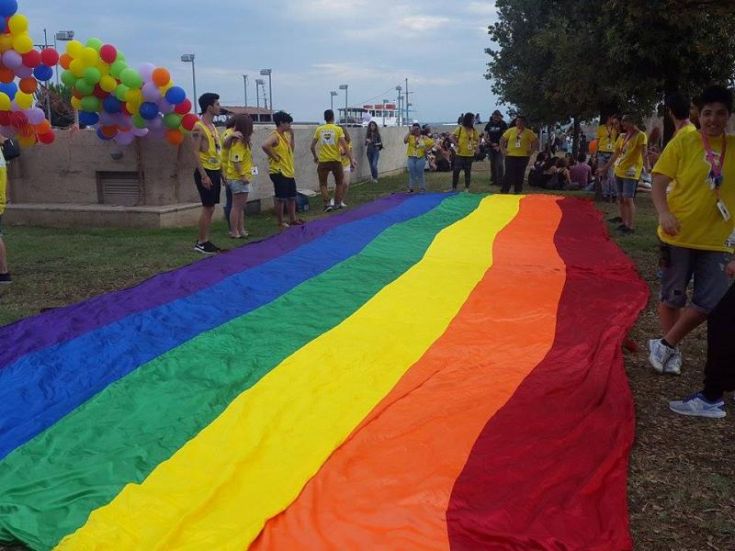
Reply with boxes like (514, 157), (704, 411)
(596, 125), (618, 154)
(673, 122), (697, 140)
(268, 130), (295, 178)
(406, 135), (435, 158)
(452, 126), (480, 157)
(313, 123), (345, 163)
(652, 130), (735, 252)
(194, 120), (222, 171)
(613, 130), (647, 179)
(225, 140), (253, 181)
(502, 127), (537, 157)
(341, 141), (353, 168)
(0, 149), (6, 216)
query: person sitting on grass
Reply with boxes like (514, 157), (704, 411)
(648, 85), (735, 376)
(0, 134), (10, 285)
(262, 111), (304, 229)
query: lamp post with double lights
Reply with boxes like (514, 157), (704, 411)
(259, 68), (272, 112)
(338, 84), (348, 124)
(180, 54), (197, 107)
(242, 74), (248, 107)
(395, 86), (402, 126)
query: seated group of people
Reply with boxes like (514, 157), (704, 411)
(528, 152), (592, 191)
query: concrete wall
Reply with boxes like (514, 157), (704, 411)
(7, 125), (412, 207)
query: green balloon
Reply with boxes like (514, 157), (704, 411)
(84, 67), (101, 85)
(111, 60), (128, 79)
(75, 79), (95, 96)
(86, 37), (103, 51)
(117, 52), (126, 62)
(133, 113), (146, 129)
(120, 68), (142, 89)
(80, 96), (101, 112)
(61, 70), (76, 88)
(163, 113), (182, 129)
(114, 84), (130, 102)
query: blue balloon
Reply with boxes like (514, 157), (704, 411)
(96, 127), (113, 141)
(79, 111), (100, 126)
(139, 101), (159, 120)
(103, 95), (122, 114)
(164, 86), (186, 105)
(0, 0), (18, 18)
(33, 64), (54, 82)
(0, 81), (17, 100)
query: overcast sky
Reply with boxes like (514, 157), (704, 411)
(25, 1), (501, 123)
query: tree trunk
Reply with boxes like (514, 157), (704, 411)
(571, 116), (579, 158)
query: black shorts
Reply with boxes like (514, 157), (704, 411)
(194, 169), (222, 206)
(269, 173), (297, 200)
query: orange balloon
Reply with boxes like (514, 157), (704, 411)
(589, 139), (598, 154)
(34, 120), (51, 134)
(152, 67), (170, 87)
(100, 125), (118, 138)
(59, 53), (72, 70)
(19, 77), (37, 94)
(0, 67), (14, 84)
(166, 128), (184, 145)
(19, 124), (35, 137)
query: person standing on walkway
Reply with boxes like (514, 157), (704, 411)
(500, 115), (538, 194)
(310, 109), (353, 212)
(263, 111), (304, 229)
(648, 85), (735, 376)
(451, 113), (480, 192)
(404, 123), (434, 193)
(191, 92), (223, 254)
(484, 110), (508, 187)
(365, 121), (382, 183)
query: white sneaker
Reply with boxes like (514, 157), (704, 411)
(329, 198), (335, 207)
(648, 339), (681, 375)
(669, 393), (726, 419)
(340, 202), (347, 208)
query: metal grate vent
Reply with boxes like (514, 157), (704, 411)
(97, 172), (142, 206)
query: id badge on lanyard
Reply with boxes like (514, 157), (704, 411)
(515, 130), (522, 149)
(702, 132), (729, 221)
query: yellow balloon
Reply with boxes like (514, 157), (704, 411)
(66, 40), (83, 58)
(0, 34), (12, 53)
(100, 75), (117, 93)
(70, 58), (86, 77)
(15, 91), (33, 109)
(81, 47), (99, 66)
(159, 81), (174, 94)
(8, 13), (29, 35)
(70, 96), (82, 110)
(0, 92), (10, 111)
(12, 33), (33, 54)
(96, 61), (110, 76)
(125, 89), (142, 104)
(125, 101), (138, 114)
(18, 134), (36, 148)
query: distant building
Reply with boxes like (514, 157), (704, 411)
(219, 106), (274, 124)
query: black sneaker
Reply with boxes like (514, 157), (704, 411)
(193, 241), (220, 254)
(0, 272), (11, 285)
(608, 216), (623, 223)
(323, 205), (333, 212)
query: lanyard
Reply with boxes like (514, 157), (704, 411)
(621, 130), (636, 151)
(701, 132), (726, 189)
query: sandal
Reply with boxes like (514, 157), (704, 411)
(289, 218), (306, 226)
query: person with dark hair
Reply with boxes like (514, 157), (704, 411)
(484, 110), (508, 187)
(224, 114), (255, 239)
(666, 92), (696, 138)
(365, 121), (382, 183)
(568, 152), (592, 190)
(450, 112), (480, 191)
(500, 115), (538, 194)
(404, 123), (434, 192)
(263, 111), (303, 228)
(191, 92), (223, 254)
(598, 114), (647, 233)
(648, 85), (735, 379)
(311, 109), (353, 212)
(0, 134), (9, 284)
(595, 114), (620, 200)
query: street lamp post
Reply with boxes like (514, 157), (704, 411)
(259, 69), (272, 112)
(242, 74), (248, 107)
(255, 78), (264, 118)
(53, 30), (74, 87)
(383, 98), (389, 127)
(339, 84), (348, 124)
(330, 91), (337, 112)
(395, 86), (402, 126)
(180, 54), (197, 107)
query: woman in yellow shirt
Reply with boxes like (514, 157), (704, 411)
(499, 115), (539, 194)
(450, 113), (480, 191)
(403, 123), (435, 192)
(224, 114), (255, 239)
(339, 127), (353, 208)
(595, 114), (620, 200)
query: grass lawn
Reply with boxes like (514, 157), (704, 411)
(1, 165), (733, 549)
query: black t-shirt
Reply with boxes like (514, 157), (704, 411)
(484, 119), (508, 145)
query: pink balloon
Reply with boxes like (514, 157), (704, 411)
(157, 99), (173, 113)
(15, 65), (33, 78)
(2, 50), (22, 69)
(1, 125), (17, 137)
(132, 127), (149, 137)
(148, 115), (163, 130)
(138, 63), (155, 82)
(142, 81), (160, 102)
(26, 107), (45, 125)
(115, 131), (135, 145)
(99, 112), (115, 125)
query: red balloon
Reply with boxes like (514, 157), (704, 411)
(0, 112), (10, 126)
(93, 84), (108, 99)
(10, 111), (28, 128)
(99, 44), (117, 64)
(38, 131), (55, 144)
(21, 49), (41, 68)
(40, 48), (59, 67)
(174, 98), (192, 115)
(181, 113), (199, 131)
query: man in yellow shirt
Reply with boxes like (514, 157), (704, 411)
(310, 109), (354, 212)
(499, 115), (538, 194)
(0, 136), (9, 284)
(598, 115), (647, 233)
(263, 111), (304, 229)
(450, 113), (480, 192)
(649, 86), (735, 391)
(595, 114), (619, 200)
(647, 92), (697, 167)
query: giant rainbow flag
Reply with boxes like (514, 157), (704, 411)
(0, 194), (648, 550)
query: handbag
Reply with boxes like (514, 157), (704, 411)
(2, 137), (20, 160)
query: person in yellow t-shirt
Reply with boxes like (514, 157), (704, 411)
(310, 109), (354, 212)
(499, 115), (538, 194)
(597, 115), (647, 233)
(647, 92), (697, 168)
(263, 111), (304, 229)
(191, 92), (223, 254)
(339, 126), (355, 207)
(224, 114), (255, 239)
(403, 123), (435, 192)
(0, 135), (10, 284)
(648, 85), (735, 383)
(450, 113), (480, 191)
(595, 114), (620, 199)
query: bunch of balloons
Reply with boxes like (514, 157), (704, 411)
(0, 0), (57, 147)
(60, 37), (198, 146)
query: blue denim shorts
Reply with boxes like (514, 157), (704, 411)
(659, 243), (732, 313)
(227, 179), (251, 194)
(615, 177), (637, 199)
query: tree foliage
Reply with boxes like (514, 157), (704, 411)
(486, 0), (735, 125)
